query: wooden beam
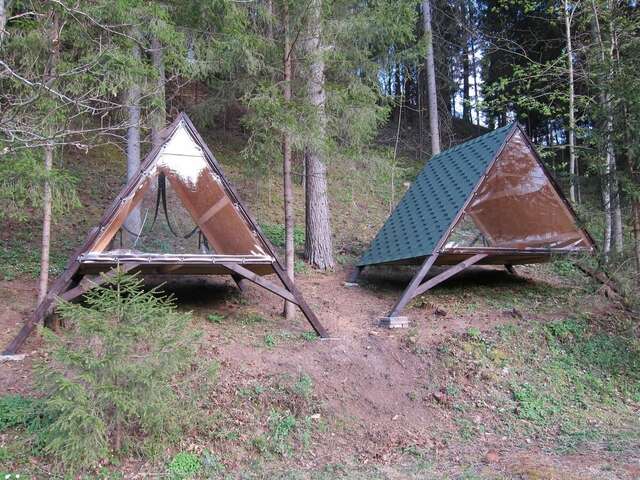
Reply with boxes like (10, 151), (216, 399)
(271, 263), (329, 338)
(387, 253), (440, 318)
(220, 262), (299, 305)
(197, 195), (229, 225)
(505, 264), (516, 275)
(60, 264), (140, 302)
(413, 253), (488, 297)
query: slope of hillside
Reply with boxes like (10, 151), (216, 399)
(1, 125), (638, 479)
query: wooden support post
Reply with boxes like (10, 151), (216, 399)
(271, 263), (329, 338)
(413, 253), (488, 297)
(230, 273), (248, 293)
(505, 264), (516, 275)
(386, 254), (439, 320)
(347, 266), (363, 284)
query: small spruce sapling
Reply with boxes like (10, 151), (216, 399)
(35, 271), (204, 472)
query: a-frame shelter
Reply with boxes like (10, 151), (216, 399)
(4, 113), (327, 355)
(351, 123), (595, 326)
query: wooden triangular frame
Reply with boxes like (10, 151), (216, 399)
(3, 113), (327, 355)
(353, 124), (595, 324)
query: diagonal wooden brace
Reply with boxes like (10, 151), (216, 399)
(413, 253), (488, 297)
(387, 254), (440, 318)
(220, 262), (300, 305)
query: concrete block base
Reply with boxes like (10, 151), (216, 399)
(379, 316), (410, 329)
(342, 282), (360, 288)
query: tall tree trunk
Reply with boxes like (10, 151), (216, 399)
(304, 0), (335, 270)
(422, 0), (440, 156)
(624, 107), (640, 276)
(38, 144), (53, 305)
(282, 3), (295, 319)
(38, 11), (60, 305)
(470, 34), (480, 126)
(266, 0), (273, 40)
(608, 18), (623, 254)
(461, 1), (471, 123)
(0, 0), (6, 45)
(150, 35), (165, 148)
(564, 0), (578, 204)
(591, 0), (622, 258)
(125, 32), (142, 238)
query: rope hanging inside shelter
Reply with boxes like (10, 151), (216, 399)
(121, 173), (200, 240)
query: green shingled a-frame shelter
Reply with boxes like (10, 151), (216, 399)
(351, 123), (595, 326)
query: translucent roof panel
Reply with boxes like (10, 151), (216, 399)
(443, 130), (592, 251)
(87, 123), (269, 258)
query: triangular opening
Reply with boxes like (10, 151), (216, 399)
(83, 121), (270, 261)
(443, 129), (592, 251)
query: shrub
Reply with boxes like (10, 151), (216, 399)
(35, 271), (204, 472)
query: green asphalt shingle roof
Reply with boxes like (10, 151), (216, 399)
(357, 123), (515, 267)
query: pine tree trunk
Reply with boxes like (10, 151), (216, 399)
(125, 32), (142, 238)
(283, 4), (295, 319)
(38, 144), (53, 305)
(304, 0), (335, 270)
(422, 0), (440, 156)
(150, 35), (165, 148)
(564, 0), (578, 204)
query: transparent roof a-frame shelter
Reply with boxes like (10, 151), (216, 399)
(352, 123), (594, 325)
(4, 113), (327, 355)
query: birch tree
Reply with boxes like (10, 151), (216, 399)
(282, 2), (295, 318)
(564, 0), (578, 204)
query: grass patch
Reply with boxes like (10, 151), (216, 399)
(0, 243), (67, 281)
(206, 313), (225, 324)
(260, 223), (305, 248)
(436, 314), (640, 452)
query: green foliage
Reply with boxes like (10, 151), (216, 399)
(260, 223), (305, 248)
(264, 334), (277, 349)
(0, 395), (41, 431)
(511, 383), (557, 424)
(0, 150), (81, 222)
(35, 272), (205, 473)
(168, 452), (202, 479)
(293, 374), (313, 400)
(206, 313), (225, 324)
(300, 331), (319, 342)
(238, 311), (267, 325)
(0, 242), (67, 280)
(268, 409), (297, 456)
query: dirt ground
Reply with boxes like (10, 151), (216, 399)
(1, 262), (638, 479)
